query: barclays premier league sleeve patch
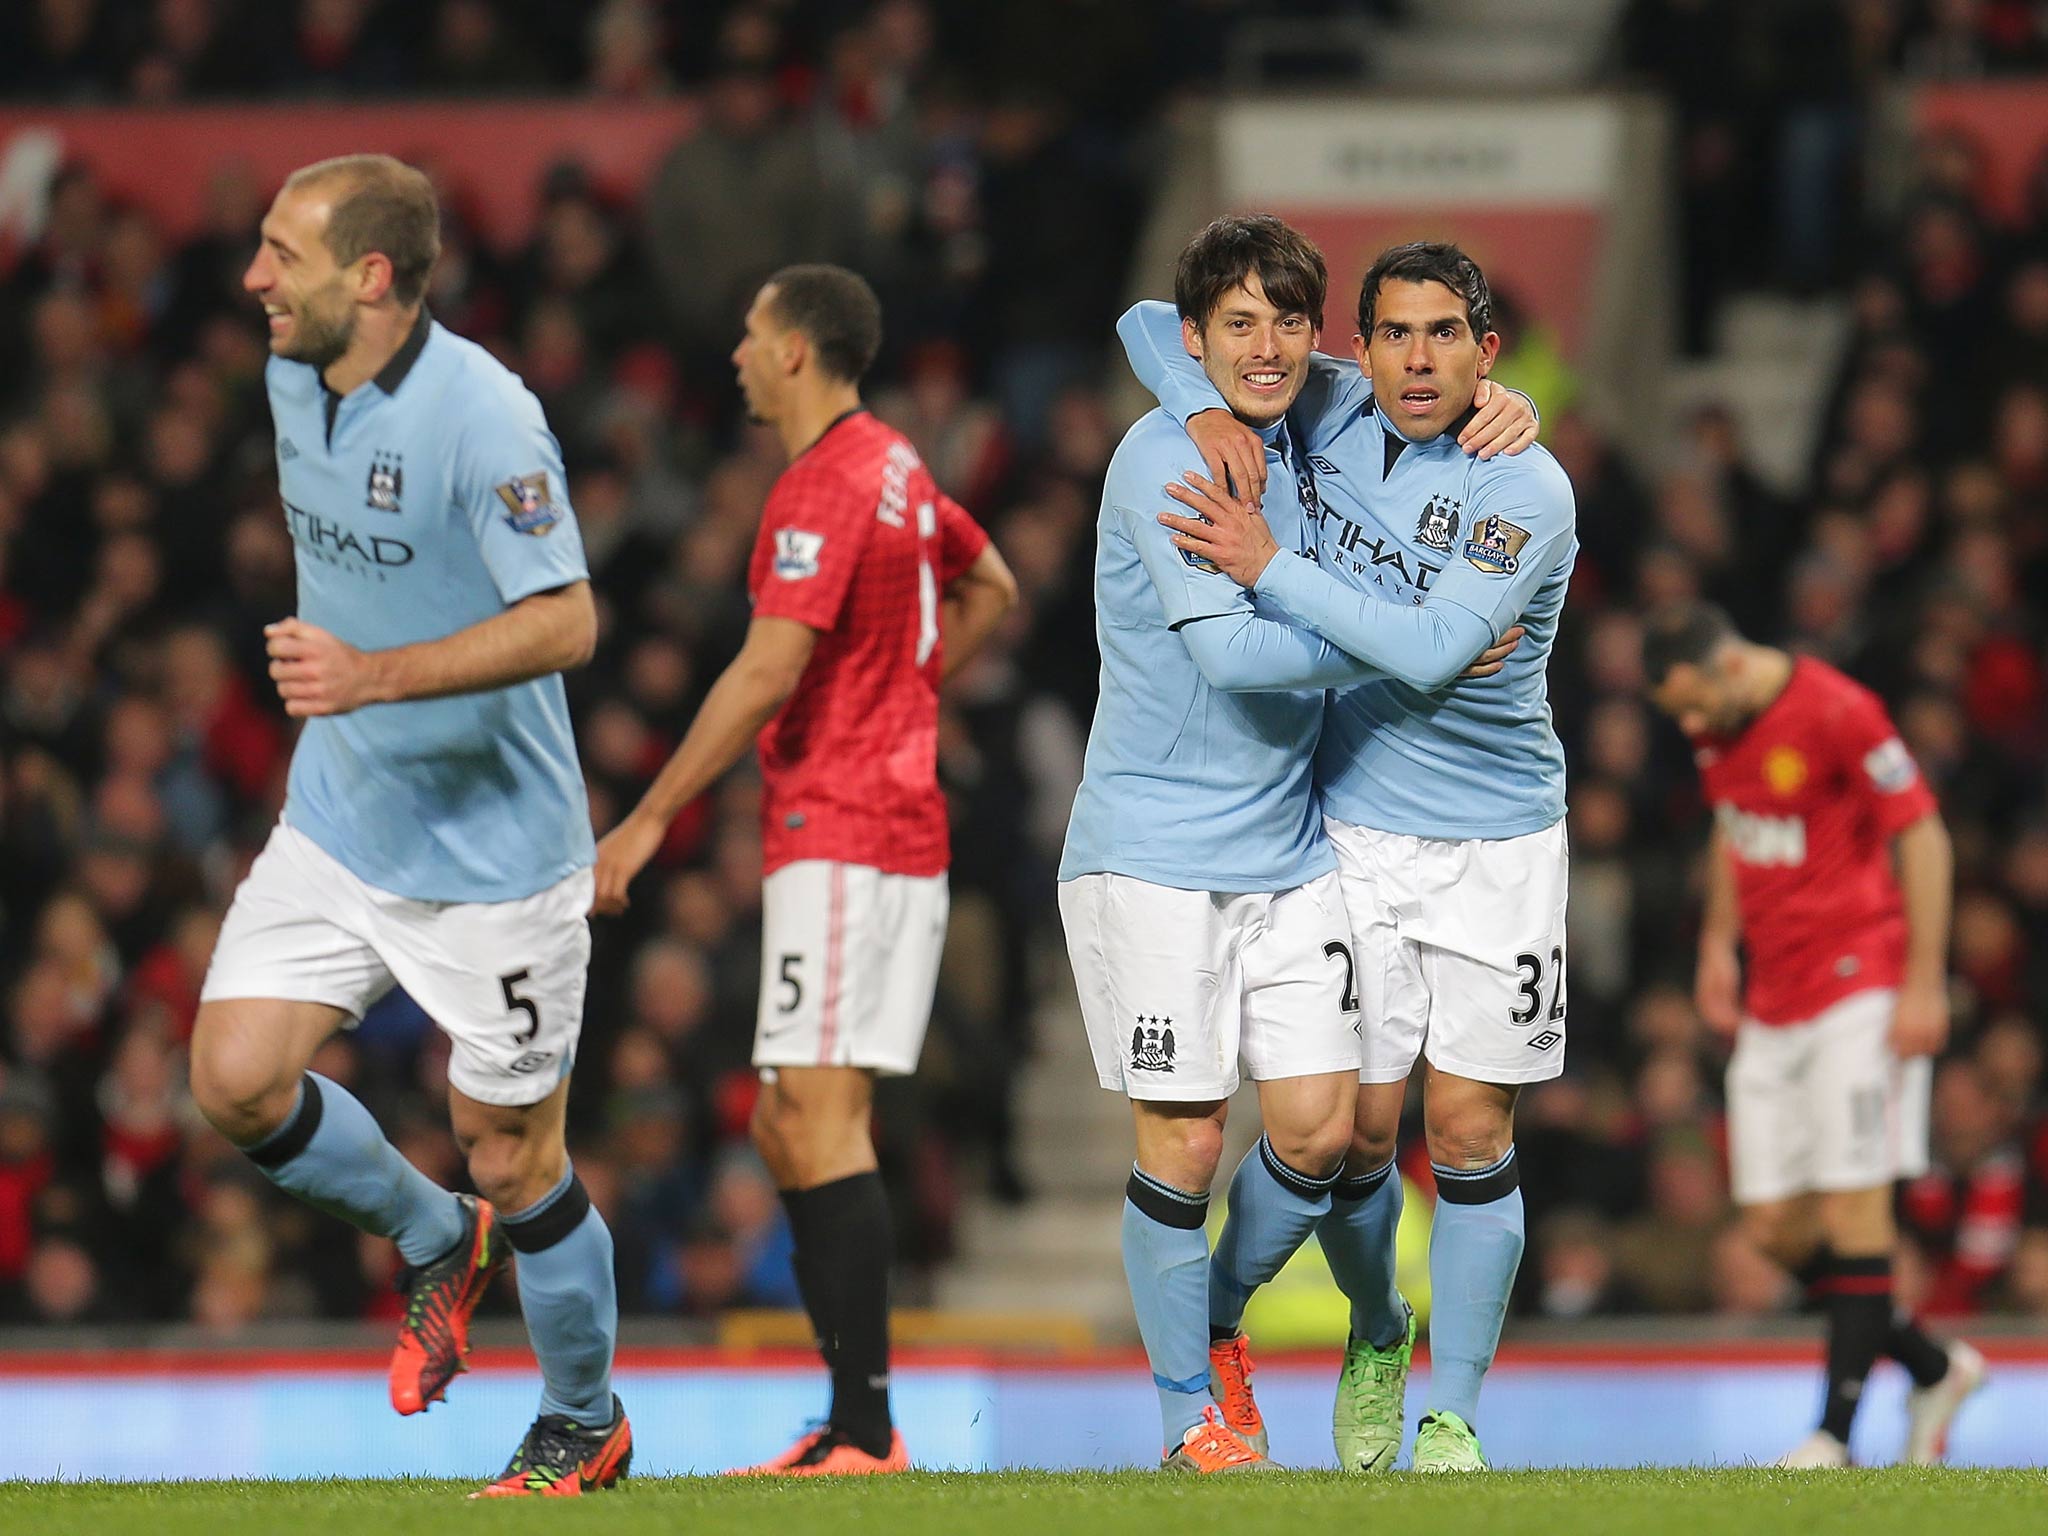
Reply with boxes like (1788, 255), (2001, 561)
(1461, 513), (1533, 574)
(495, 471), (561, 536)
(773, 528), (825, 580)
(1863, 737), (1919, 794)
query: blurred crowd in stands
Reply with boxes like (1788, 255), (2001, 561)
(2, 0), (2048, 1334)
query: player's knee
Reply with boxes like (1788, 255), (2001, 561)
(1423, 1104), (1513, 1170)
(1139, 1114), (1224, 1191)
(465, 1131), (565, 1214)
(1267, 1113), (1352, 1179)
(189, 1032), (299, 1147)
(749, 1088), (790, 1164)
(1740, 1205), (1802, 1264)
(1348, 1124), (1399, 1175)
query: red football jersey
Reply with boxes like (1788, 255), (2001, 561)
(1694, 657), (1938, 1025)
(747, 410), (989, 878)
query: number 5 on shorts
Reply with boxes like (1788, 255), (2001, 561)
(501, 969), (540, 1044)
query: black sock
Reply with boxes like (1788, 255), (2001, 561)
(1791, 1246), (1832, 1308)
(782, 1171), (894, 1457)
(1886, 1311), (1951, 1389)
(779, 1189), (830, 1369)
(1819, 1254), (1892, 1442)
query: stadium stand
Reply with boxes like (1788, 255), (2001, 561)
(0, 0), (2045, 1358)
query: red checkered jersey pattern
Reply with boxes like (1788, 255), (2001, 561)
(747, 410), (989, 878)
(1694, 657), (1938, 1025)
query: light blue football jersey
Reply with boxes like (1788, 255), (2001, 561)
(1059, 409), (1358, 893)
(267, 311), (595, 902)
(1122, 302), (1575, 840)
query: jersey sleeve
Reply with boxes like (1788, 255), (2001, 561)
(1832, 685), (1938, 835)
(1117, 301), (1228, 427)
(935, 492), (989, 585)
(1111, 438), (1255, 630)
(1422, 455), (1577, 641)
(1253, 551), (1501, 691)
(453, 388), (590, 604)
(751, 458), (875, 631)
(1288, 352), (1373, 454)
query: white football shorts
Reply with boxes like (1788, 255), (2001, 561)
(201, 819), (592, 1107)
(1726, 988), (1933, 1205)
(1060, 868), (1360, 1102)
(1328, 817), (1570, 1086)
(754, 859), (950, 1077)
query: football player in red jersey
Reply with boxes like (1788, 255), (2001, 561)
(1644, 604), (1985, 1467)
(593, 265), (1017, 1474)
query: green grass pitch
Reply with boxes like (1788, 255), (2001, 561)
(6, 1469), (2047, 1536)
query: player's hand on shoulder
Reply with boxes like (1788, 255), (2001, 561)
(1694, 942), (1742, 1036)
(591, 810), (665, 917)
(265, 617), (381, 718)
(1889, 978), (1950, 1058)
(1459, 380), (1539, 460)
(1158, 470), (1280, 588)
(1187, 409), (1268, 504)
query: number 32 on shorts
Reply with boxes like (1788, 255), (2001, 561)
(1510, 946), (1566, 1028)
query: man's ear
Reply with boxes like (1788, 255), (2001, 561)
(781, 329), (809, 377)
(1181, 314), (1204, 362)
(1475, 329), (1502, 379)
(1351, 332), (1372, 380)
(352, 251), (395, 305)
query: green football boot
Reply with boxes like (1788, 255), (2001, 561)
(1333, 1299), (1414, 1472)
(1409, 1410), (1488, 1473)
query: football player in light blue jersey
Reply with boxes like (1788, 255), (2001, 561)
(184, 155), (629, 1498)
(1062, 217), (1531, 1473)
(1123, 241), (1576, 1474)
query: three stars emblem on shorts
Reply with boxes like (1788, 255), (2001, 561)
(1130, 1015), (1177, 1072)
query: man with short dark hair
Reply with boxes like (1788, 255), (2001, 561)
(190, 153), (629, 1498)
(1122, 238), (1569, 1472)
(594, 263), (1016, 1476)
(1642, 603), (1983, 1468)
(1064, 217), (1532, 1474)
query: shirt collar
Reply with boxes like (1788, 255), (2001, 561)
(371, 306), (433, 395)
(1371, 398), (1478, 450)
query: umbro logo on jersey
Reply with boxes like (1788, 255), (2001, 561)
(1308, 456), (1339, 474)
(367, 452), (403, 513)
(1130, 1016), (1176, 1072)
(1528, 1030), (1562, 1051)
(279, 438), (299, 461)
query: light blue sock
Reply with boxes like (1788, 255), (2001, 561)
(1426, 1148), (1526, 1426)
(1121, 1166), (1212, 1448)
(504, 1166), (618, 1425)
(243, 1073), (463, 1266)
(1316, 1157), (1407, 1347)
(1210, 1134), (1340, 1336)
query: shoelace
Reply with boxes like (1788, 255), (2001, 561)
(397, 1262), (454, 1334)
(1213, 1340), (1258, 1424)
(504, 1415), (594, 1480)
(1186, 1407), (1258, 1465)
